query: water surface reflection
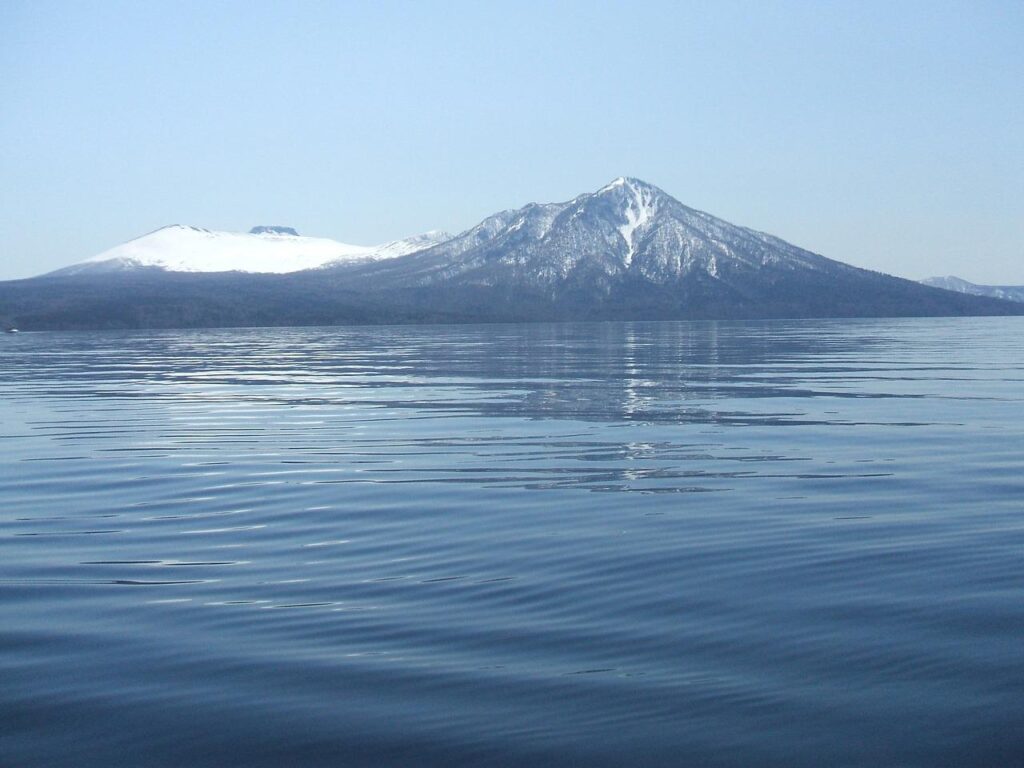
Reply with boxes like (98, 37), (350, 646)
(1, 318), (1022, 767)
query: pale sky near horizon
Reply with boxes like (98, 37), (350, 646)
(1, 0), (1022, 283)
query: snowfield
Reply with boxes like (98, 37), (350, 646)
(52, 225), (451, 275)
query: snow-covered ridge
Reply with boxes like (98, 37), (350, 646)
(50, 225), (453, 276)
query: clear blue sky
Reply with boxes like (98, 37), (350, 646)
(2, 0), (1022, 282)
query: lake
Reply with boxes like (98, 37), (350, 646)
(1, 318), (1022, 767)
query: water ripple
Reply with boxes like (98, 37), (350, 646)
(1, 318), (1023, 767)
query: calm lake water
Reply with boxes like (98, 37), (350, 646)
(2, 318), (1022, 767)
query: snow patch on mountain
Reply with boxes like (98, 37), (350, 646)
(610, 178), (658, 266)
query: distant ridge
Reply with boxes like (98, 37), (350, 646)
(920, 276), (1024, 304)
(3, 178), (1022, 329)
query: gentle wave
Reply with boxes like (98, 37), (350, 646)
(1, 318), (1023, 767)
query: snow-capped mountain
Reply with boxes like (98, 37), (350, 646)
(5, 177), (1022, 330)
(351, 177), (864, 291)
(49, 225), (452, 276)
(920, 276), (1024, 303)
(331, 177), (1024, 321)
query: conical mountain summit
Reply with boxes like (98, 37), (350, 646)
(359, 176), (856, 292)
